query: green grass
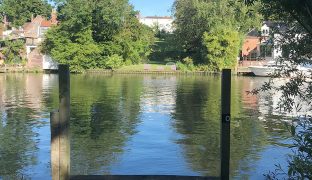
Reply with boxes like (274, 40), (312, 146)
(116, 62), (174, 71)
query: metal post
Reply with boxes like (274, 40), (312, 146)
(220, 69), (231, 180)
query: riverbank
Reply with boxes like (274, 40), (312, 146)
(0, 66), (44, 73)
(0, 64), (252, 75)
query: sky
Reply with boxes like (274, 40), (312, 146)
(129, 0), (175, 17)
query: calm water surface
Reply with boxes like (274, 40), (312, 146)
(0, 74), (293, 179)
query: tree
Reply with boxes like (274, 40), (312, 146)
(173, 0), (261, 69)
(0, 39), (25, 64)
(41, 0), (155, 72)
(203, 27), (240, 71)
(244, 1), (312, 179)
(0, 0), (52, 27)
(245, 0), (312, 35)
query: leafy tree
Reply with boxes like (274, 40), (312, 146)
(173, 0), (261, 69)
(41, 0), (155, 72)
(0, 39), (25, 64)
(244, 1), (312, 179)
(245, 0), (312, 35)
(203, 27), (240, 71)
(0, 0), (52, 27)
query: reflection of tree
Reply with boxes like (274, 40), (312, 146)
(0, 74), (40, 178)
(172, 76), (289, 178)
(67, 75), (143, 175)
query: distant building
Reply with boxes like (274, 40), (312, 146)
(241, 21), (286, 63)
(23, 10), (58, 70)
(139, 16), (174, 33)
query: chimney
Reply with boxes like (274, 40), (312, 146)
(31, 14), (34, 22)
(51, 9), (57, 25)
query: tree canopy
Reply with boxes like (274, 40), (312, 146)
(245, 0), (312, 35)
(245, 1), (312, 179)
(173, 0), (261, 69)
(41, 0), (155, 72)
(0, 0), (52, 27)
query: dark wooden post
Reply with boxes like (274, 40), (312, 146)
(220, 69), (231, 180)
(50, 64), (70, 180)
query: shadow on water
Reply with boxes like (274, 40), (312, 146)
(69, 75), (144, 175)
(172, 76), (292, 179)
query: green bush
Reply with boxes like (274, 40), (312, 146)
(182, 56), (194, 65)
(176, 60), (195, 72)
(196, 64), (210, 71)
(202, 27), (240, 71)
(104, 54), (123, 70)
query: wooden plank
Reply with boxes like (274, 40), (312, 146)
(220, 69), (231, 180)
(70, 175), (219, 180)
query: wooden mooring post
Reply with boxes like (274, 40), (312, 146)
(50, 64), (70, 180)
(220, 69), (231, 180)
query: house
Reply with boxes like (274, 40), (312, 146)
(0, 16), (25, 40)
(139, 15), (174, 33)
(240, 21), (286, 66)
(23, 10), (58, 70)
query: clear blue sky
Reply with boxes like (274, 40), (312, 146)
(129, 0), (175, 17)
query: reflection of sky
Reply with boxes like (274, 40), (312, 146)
(140, 76), (177, 114)
(110, 112), (196, 175)
(110, 76), (195, 175)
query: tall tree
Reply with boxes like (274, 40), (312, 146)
(0, 0), (52, 27)
(41, 0), (155, 72)
(245, 1), (312, 179)
(245, 0), (312, 35)
(173, 0), (261, 69)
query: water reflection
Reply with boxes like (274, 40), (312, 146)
(0, 74), (293, 179)
(0, 74), (54, 179)
(172, 76), (291, 179)
(69, 75), (143, 175)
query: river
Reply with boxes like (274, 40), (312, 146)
(0, 73), (293, 179)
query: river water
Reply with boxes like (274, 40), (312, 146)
(0, 74), (293, 179)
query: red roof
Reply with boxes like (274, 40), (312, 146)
(41, 20), (52, 27)
(242, 36), (260, 56)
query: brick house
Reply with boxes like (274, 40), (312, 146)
(23, 10), (58, 69)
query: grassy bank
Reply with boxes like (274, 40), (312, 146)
(0, 66), (44, 73)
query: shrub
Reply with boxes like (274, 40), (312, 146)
(104, 54), (123, 70)
(182, 56), (194, 66)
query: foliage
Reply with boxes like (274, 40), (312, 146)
(176, 58), (195, 72)
(173, 0), (262, 68)
(149, 32), (185, 63)
(0, 39), (25, 64)
(41, 0), (155, 72)
(103, 54), (123, 70)
(245, 0), (312, 179)
(203, 28), (240, 71)
(0, 0), (52, 27)
(245, 0), (312, 36)
(265, 117), (312, 179)
(182, 56), (194, 66)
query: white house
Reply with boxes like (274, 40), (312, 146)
(261, 21), (286, 61)
(139, 16), (174, 33)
